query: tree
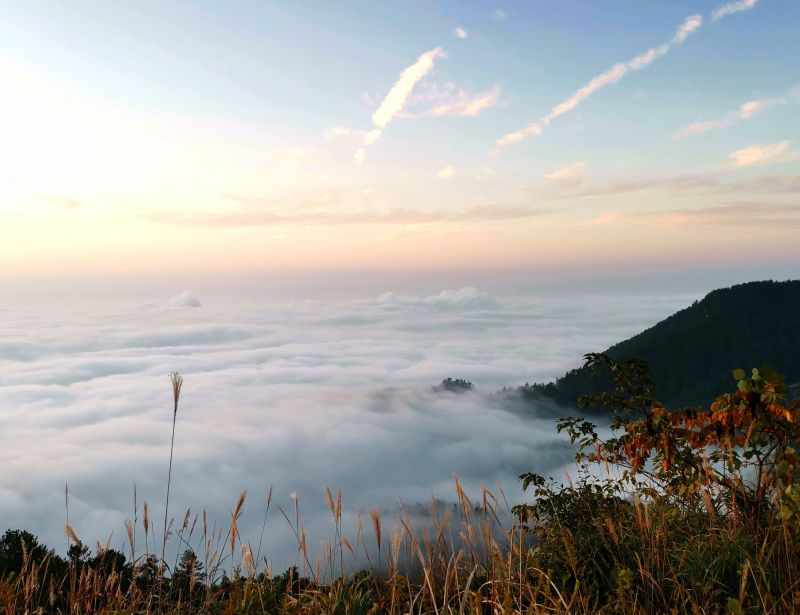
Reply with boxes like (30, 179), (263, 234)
(558, 353), (800, 519)
(434, 378), (473, 393)
(170, 549), (204, 605)
(89, 548), (130, 580)
(135, 554), (160, 593)
(514, 354), (800, 610)
(0, 530), (54, 577)
(67, 541), (89, 565)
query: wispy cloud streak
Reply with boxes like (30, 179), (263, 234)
(583, 201), (800, 231)
(673, 89), (792, 139)
(495, 15), (703, 149)
(730, 140), (794, 167)
(146, 204), (550, 227)
(355, 47), (446, 164)
(543, 171), (800, 202)
(712, 0), (759, 21)
(422, 86), (501, 118)
(544, 162), (586, 188)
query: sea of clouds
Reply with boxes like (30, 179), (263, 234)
(0, 283), (698, 571)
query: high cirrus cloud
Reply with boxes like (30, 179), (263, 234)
(712, 0), (759, 21)
(544, 162), (586, 188)
(495, 15), (703, 149)
(355, 47), (446, 165)
(422, 85), (502, 118)
(324, 126), (352, 140)
(730, 140), (793, 167)
(146, 203), (552, 227)
(672, 92), (790, 140)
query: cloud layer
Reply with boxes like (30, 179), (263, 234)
(0, 286), (693, 569)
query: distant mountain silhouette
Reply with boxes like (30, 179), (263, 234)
(512, 280), (800, 409)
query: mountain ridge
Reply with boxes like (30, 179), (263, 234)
(511, 279), (800, 409)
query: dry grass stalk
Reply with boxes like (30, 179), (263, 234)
(162, 372), (183, 565)
(64, 525), (80, 547)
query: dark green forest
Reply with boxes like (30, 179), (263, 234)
(509, 280), (800, 410)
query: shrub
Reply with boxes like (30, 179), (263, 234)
(514, 353), (800, 613)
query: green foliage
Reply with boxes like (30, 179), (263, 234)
(515, 472), (635, 602)
(514, 353), (800, 613)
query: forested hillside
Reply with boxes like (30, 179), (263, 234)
(514, 280), (800, 409)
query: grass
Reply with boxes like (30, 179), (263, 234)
(0, 481), (595, 614)
(5, 480), (800, 614)
(159, 372), (183, 604)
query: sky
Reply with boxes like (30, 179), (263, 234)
(1, 0), (799, 280)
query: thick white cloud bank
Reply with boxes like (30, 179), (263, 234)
(0, 285), (695, 570)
